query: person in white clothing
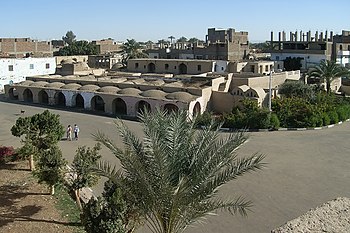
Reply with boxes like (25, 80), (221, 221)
(73, 124), (80, 140)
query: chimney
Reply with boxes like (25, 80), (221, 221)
(290, 31), (293, 41)
(308, 30), (311, 41)
(300, 31), (303, 41)
(282, 31), (286, 41)
(278, 32), (281, 42)
(325, 30), (328, 41)
(315, 31), (319, 42)
(295, 30), (298, 41)
(330, 31), (334, 42)
(320, 32), (324, 42)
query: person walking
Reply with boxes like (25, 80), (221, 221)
(74, 124), (80, 140)
(66, 125), (72, 141)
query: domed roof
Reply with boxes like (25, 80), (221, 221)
(45, 82), (65, 88)
(165, 91), (195, 102)
(117, 88), (141, 96)
(147, 79), (165, 86)
(18, 80), (34, 86)
(140, 90), (166, 98)
(29, 81), (49, 87)
(97, 86), (120, 93)
(123, 78), (145, 84)
(164, 81), (184, 87)
(79, 84), (100, 91)
(61, 83), (82, 90)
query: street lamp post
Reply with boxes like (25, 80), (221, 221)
(268, 69), (274, 112)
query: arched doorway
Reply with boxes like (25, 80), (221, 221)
(23, 89), (33, 103)
(163, 103), (179, 113)
(179, 63), (187, 74)
(38, 90), (49, 104)
(137, 100), (151, 114)
(147, 63), (156, 73)
(8, 88), (18, 100)
(55, 92), (66, 107)
(75, 94), (84, 108)
(193, 102), (201, 117)
(91, 95), (105, 112)
(112, 98), (127, 115)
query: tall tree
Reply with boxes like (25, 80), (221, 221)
(62, 30), (76, 45)
(93, 109), (265, 233)
(71, 144), (101, 210)
(188, 37), (204, 44)
(34, 145), (67, 195)
(57, 40), (98, 56)
(11, 110), (65, 170)
(122, 39), (148, 66)
(177, 36), (187, 43)
(308, 60), (350, 94)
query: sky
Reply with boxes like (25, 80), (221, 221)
(1, 0), (349, 43)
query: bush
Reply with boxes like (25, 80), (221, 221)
(269, 113), (280, 130)
(322, 112), (331, 126)
(0, 146), (16, 164)
(328, 111), (339, 124)
(194, 111), (213, 127)
(336, 106), (348, 121)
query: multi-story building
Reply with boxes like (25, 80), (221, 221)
(269, 30), (350, 70)
(147, 28), (249, 61)
(91, 39), (122, 54)
(0, 38), (54, 58)
(0, 57), (56, 91)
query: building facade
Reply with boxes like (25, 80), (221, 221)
(0, 38), (54, 58)
(0, 57), (56, 91)
(147, 28), (249, 62)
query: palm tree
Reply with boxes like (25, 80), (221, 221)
(177, 36), (187, 43)
(93, 109), (265, 233)
(168, 36), (175, 44)
(122, 39), (148, 66)
(308, 60), (350, 94)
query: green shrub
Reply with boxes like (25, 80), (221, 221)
(194, 111), (213, 127)
(269, 113), (280, 130)
(336, 106), (348, 121)
(328, 111), (339, 124)
(322, 112), (330, 126)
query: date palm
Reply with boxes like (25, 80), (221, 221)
(94, 109), (265, 233)
(308, 60), (350, 94)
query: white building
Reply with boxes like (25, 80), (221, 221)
(0, 57), (56, 92)
(336, 50), (350, 67)
(270, 53), (327, 70)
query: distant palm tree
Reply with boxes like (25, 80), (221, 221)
(94, 109), (265, 233)
(168, 36), (175, 44)
(177, 36), (187, 43)
(308, 60), (350, 94)
(122, 39), (148, 65)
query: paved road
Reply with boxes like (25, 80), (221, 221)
(1, 98), (350, 233)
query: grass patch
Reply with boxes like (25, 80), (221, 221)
(54, 183), (85, 233)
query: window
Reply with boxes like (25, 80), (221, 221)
(30, 64), (34, 69)
(8, 65), (13, 71)
(45, 63), (50, 69)
(339, 45), (343, 50)
(165, 64), (169, 70)
(265, 65), (268, 72)
(348, 45), (350, 51)
(174, 66), (177, 69)
(135, 63), (139, 69)
(197, 65), (201, 71)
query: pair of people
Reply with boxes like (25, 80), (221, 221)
(66, 124), (80, 141)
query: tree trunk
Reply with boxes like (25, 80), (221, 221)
(29, 154), (35, 171)
(50, 185), (55, 195)
(327, 82), (331, 94)
(75, 189), (83, 211)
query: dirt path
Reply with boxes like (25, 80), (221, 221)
(0, 161), (76, 233)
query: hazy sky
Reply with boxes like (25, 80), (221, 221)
(1, 0), (349, 43)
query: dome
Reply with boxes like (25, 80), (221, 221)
(117, 88), (141, 96)
(147, 79), (165, 86)
(97, 86), (120, 93)
(140, 90), (166, 99)
(29, 81), (49, 87)
(18, 80), (34, 86)
(45, 82), (65, 88)
(61, 83), (82, 90)
(79, 84), (100, 91)
(164, 81), (184, 87)
(166, 91), (196, 102)
(123, 78), (145, 84)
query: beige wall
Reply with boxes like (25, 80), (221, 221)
(127, 59), (214, 74)
(55, 56), (88, 65)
